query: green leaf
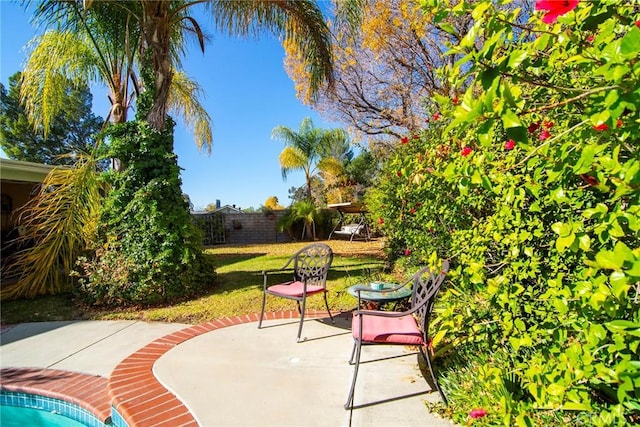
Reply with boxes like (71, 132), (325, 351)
(578, 234), (591, 251)
(595, 249), (623, 270)
(609, 271), (629, 299)
(508, 50), (528, 69)
(620, 26), (640, 59)
(501, 109), (522, 129)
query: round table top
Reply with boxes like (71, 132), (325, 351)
(347, 282), (412, 302)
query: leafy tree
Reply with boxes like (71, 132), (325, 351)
(264, 196), (284, 210)
(285, 0), (472, 143)
(272, 117), (350, 202)
(0, 72), (103, 165)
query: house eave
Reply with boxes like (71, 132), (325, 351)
(0, 158), (57, 183)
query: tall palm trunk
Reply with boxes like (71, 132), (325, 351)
(140, 2), (172, 128)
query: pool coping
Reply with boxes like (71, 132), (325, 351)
(1, 310), (338, 427)
(0, 367), (111, 423)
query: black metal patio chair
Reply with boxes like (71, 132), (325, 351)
(344, 261), (450, 409)
(258, 243), (334, 342)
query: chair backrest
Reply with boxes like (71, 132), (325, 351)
(409, 260), (450, 330)
(291, 243), (333, 288)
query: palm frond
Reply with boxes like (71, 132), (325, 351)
(168, 70), (213, 153)
(279, 146), (307, 179)
(206, 0), (334, 97)
(1, 155), (104, 299)
(21, 30), (99, 135)
(317, 156), (345, 177)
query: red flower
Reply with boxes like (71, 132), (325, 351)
(580, 174), (599, 186)
(593, 123), (609, 131)
(539, 129), (551, 140)
(413, 134), (419, 139)
(410, 207), (416, 214)
(432, 113), (441, 121)
(528, 122), (540, 134)
(401, 136), (409, 144)
(543, 120), (554, 129)
(535, 0), (579, 24)
(461, 146), (472, 157)
(469, 408), (488, 419)
(378, 218), (384, 225)
(636, 21), (640, 28)
(504, 139), (516, 150)
(616, 119), (623, 128)
(396, 171), (402, 177)
(452, 96), (459, 105)
(415, 202), (423, 207)
(404, 249), (412, 256)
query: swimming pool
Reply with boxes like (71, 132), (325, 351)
(0, 391), (108, 427)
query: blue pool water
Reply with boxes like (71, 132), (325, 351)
(0, 405), (87, 427)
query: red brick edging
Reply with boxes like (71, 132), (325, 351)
(0, 367), (111, 423)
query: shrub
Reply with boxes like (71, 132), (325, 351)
(368, 0), (639, 424)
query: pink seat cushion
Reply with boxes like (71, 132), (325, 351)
(267, 281), (326, 297)
(352, 313), (424, 345)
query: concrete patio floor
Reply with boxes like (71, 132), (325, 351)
(0, 314), (454, 426)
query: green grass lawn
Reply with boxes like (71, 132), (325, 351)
(1, 240), (391, 325)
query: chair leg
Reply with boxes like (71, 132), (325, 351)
(296, 297), (307, 342)
(258, 290), (267, 329)
(323, 292), (334, 323)
(344, 339), (362, 409)
(419, 347), (448, 405)
(348, 340), (357, 365)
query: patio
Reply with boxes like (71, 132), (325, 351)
(0, 312), (452, 426)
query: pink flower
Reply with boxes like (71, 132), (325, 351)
(461, 146), (472, 157)
(469, 408), (488, 419)
(404, 249), (412, 256)
(432, 113), (441, 121)
(535, 0), (579, 24)
(539, 129), (551, 140)
(504, 139), (516, 150)
(593, 123), (609, 131)
(586, 34), (594, 43)
(401, 136), (409, 144)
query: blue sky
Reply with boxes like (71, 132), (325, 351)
(0, 1), (340, 211)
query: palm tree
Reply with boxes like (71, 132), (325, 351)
(9, 0), (335, 300)
(272, 117), (350, 201)
(22, 0), (212, 151)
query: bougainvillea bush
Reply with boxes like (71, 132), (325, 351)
(368, 0), (639, 425)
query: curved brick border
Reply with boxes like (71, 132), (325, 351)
(0, 367), (111, 423)
(109, 310), (339, 427)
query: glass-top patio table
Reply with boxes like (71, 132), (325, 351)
(347, 281), (412, 304)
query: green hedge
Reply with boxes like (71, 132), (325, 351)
(367, 0), (639, 424)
